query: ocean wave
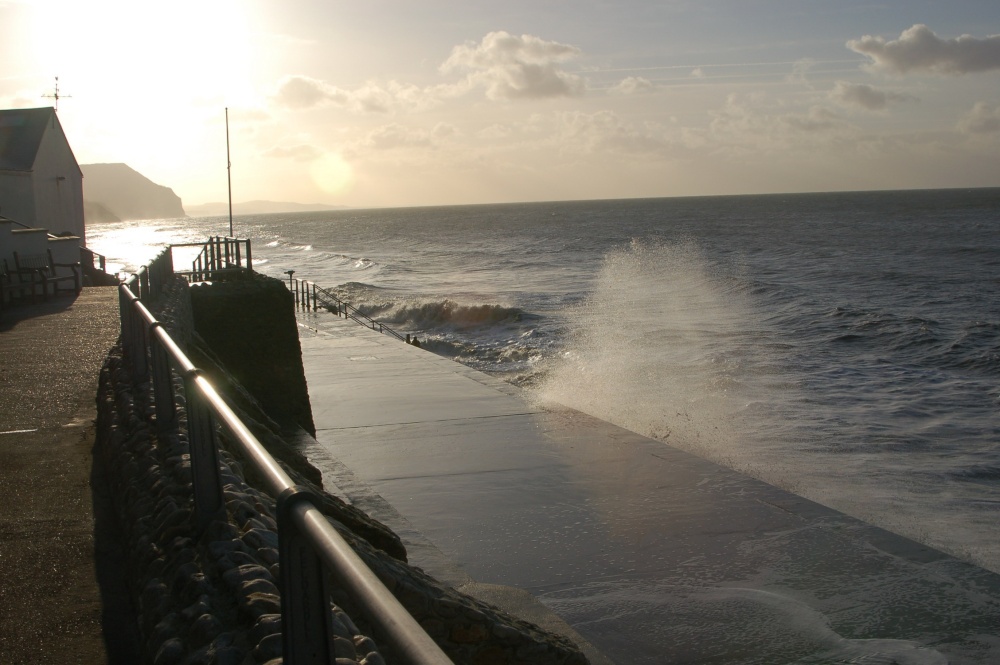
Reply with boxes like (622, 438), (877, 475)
(341, 294), (533, 332)
(385, 300), (529, 330)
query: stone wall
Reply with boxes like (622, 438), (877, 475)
(95, 274), (590, 665)
(188, 273), (316, 437)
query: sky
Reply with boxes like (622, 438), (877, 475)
(2, 0), (1000, 209)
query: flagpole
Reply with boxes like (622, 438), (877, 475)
(226, 107), (233, 237)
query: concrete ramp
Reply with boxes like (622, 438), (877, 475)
(297, 312), (1000, 665)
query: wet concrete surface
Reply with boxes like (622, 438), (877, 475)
(298, 311), (1000, 665)
(0, 288), (138, 664)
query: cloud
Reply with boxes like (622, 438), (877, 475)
(786, 59), (815, 85)
(478, 124), (513, 139)
(707, 94), (857, 153)
(441, 31), (584, 100)
(272, 75), (439, 113)
(847, 24), (1000, 75)
(263, 143), (323, 161)
(354, 122), (459, 153)
(829, 81), (917, 112)
(958, 102), (1000, 134)
(273, 75), (348, 109)
(609, 76), (655, 95)
(555, 110), (674, 156)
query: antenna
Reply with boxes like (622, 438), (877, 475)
(42, 76), (71, 112)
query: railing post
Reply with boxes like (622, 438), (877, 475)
(119, 286), (133, 356)
(149, 324), (176, 434)
(245, 240), (253, 271)
(277, 487), (337, 665)
(183, 369), (225, 530)
(139, 267), (151, 302)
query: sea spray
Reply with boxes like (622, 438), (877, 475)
(536, 239), (764, 467)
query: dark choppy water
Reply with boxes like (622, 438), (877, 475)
(89, 188), (1000, 575)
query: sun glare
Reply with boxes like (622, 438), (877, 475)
(310, 153), (355, 197)
(30, 0), (258, 104)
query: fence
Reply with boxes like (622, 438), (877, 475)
(285, 276), (409, 343)
(117, 238), (451, 665)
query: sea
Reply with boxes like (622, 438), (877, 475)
(87, 188), (1000, 578)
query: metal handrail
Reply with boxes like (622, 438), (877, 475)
(117, 240), (451, 665)
(175, 236), (253, 282)
(287, 277), (409, 343)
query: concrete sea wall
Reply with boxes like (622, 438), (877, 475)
(96, 273), (589, 665)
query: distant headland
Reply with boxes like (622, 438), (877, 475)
(82, 162), (347, 223)
(82, 163), (185, 222)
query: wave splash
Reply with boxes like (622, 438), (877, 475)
(536, 239), (770, 465)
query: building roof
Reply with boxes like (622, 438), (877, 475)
(0, 107), (58, 171)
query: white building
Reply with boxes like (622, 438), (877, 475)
(0, 107), (85, 241)
(1, 107), (86, 298)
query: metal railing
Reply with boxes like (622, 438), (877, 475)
(117, 239), (451, 665)
(286, 276), (409, 343)
(80, 246), (107, 274)
(171, 236), (253, 282)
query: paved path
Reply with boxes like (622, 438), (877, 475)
(297, 311), (1000, 665)
(0, 288), (136, 664)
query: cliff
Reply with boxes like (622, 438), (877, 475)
(82, 163), (186, 221)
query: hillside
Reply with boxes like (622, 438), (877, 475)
(81, 163), (186, 221)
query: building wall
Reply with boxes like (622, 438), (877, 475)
(31, 116), (85, 242)
(0, 171), (35, 225)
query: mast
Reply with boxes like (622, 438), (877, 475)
(226, 107), (233, 237)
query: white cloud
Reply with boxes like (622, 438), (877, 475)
(363, 123), (431, 150)
(609, 76), (655, 95)
(786, 59), (815, 85)
(272, 75), (347, 109)
(847, 24), (1000, 75)
(441, 31), (584, 100)
(556, 110), (674, 156)
(478, 124), (513, 139)
(829, 81), (917, 112)
(263, 143), (323, 161)
(272, 75), (439, 113)
(431, 122), (459, 139)
(707, 94), (856, 153)
(352, 122), (460, 154)
(958, 102), (1000, 134)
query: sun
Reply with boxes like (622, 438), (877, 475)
(310, 153), (355, 197)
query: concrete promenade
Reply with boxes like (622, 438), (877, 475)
(297, 311), (1000, 665)
(0, 287), (136, 664)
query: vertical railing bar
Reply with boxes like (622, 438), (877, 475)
(184, 369), (226, 530)
(149, 324), (176, 434)
(278, 487), (337, 665)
